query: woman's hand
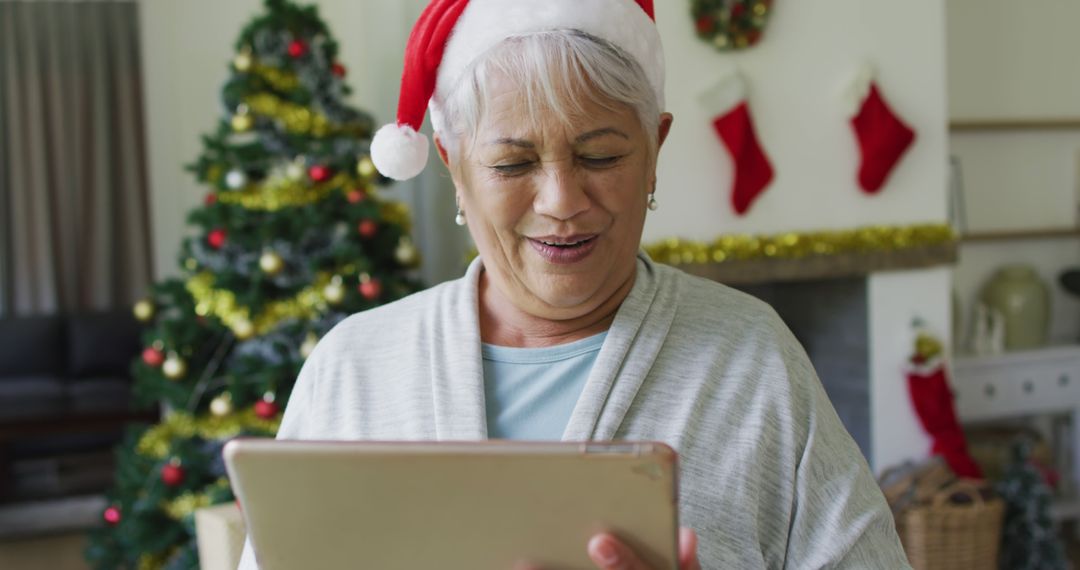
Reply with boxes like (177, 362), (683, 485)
(586, 527), (701, 570)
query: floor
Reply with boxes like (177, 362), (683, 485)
(0, 532), (89, 570)
(2, 528), (1080, 569)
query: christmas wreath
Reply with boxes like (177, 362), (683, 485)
(691, 0), (774, 51)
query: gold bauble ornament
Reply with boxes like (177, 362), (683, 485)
(356, 156), (376, 178)
(133, 299), (155, 322)
(232, 319), (255, 340)
(285, 160), (306, 181)
(162, 353), (188, 381)
(395, 238), (419, 266)
(323, 277), (345, 305)
(209, 393), (234, 417)
(233, 51), (254, 72)
(231, 113), (254, 133)
(259, 251), (285, 275)
(300, 333), (319, 359)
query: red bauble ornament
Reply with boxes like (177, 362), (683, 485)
(346, 189), (366, 204)
(142, 347), (165, 367)
(357, 220), (378, 239)
(207, 229), (227, 249)
(103, 505), (122, 526)
(331, 62), (347, 77)
(695, 16), (713, 34)
(731, 3), (746, 18)
(161, 462), (186, 487)
(254, 399), (279, 419)
(308, 165), (331, 183)
(359, 278), (383, 301)
(205, 193), (218, 206)
(287, 40), (307, 58)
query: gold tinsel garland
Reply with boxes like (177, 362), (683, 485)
(138, 549), (176, 570)
(160, 478), (232, 521)
(137, 410), (281, 460)
(186, 272), (333, 335)
(642, 223), (955, 266)
(252, 64), (300, 92)
(244, 93), (367, 137)
(379, 201), (414, 232)
(216, 172), (358, 211)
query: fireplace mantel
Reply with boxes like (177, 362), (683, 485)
(667, 242), (957, 286)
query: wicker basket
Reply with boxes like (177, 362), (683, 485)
(895, 479), (1005, 570)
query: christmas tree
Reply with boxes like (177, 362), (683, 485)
(86, 1), (422, 567)
(995, 437), (1068, 570)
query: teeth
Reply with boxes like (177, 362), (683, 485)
(541, 239), (587, 247)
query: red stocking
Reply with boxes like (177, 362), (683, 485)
(701, 71), (774, 215)
(907, 363), (983, 478)
(848, 67), (916, 194)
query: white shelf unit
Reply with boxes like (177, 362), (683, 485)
(952, 345), (1080, 524)
(953, 346), (1080, 421)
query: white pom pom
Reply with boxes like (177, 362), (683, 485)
(371, 123), (430, 181)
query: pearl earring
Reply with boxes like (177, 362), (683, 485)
(647, 192), (658, 211)
(454, 206), (466, 226)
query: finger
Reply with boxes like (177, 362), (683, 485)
(587, 533), (647, 570)
(678, 528), (701, 570)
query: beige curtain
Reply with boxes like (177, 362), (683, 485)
(0, 0), (152, 316)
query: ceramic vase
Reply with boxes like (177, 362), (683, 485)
(979, 264), (1050, 351)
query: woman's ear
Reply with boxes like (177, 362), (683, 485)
(433, 134), (452, 169)
(657, 113), (674, 150)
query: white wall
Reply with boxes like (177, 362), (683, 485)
(947, 0), (1080, 121)
(869, 269), (947, 471)
(648, 0), (949, 241)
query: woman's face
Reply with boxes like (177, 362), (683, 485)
(440, 74), (673, 322)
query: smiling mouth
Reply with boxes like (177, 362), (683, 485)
(535, 236), (596, 248)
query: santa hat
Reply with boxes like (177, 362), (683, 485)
(370, 0), (665, 181)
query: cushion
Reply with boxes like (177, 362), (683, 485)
(0, 315), (65, 378)
(64, 377), (132, 414)
(8, 434), (122, 460)
(67, 311), (142, 378)
(0, 376), (66, 421)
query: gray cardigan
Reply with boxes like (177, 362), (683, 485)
(239, 253), (910, 569)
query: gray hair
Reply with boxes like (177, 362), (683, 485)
(433, 29), (661, 160)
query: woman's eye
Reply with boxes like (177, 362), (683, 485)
(491, 162), (533, 176)
(581, 156), (622, 168)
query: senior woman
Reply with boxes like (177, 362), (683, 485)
(239, 0), (910, 568)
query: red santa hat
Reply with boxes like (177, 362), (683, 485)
(371, 0), (665, 181)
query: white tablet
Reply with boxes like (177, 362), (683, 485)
(224, 439), (679, 569)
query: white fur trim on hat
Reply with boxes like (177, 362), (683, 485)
(371, 123), (430, 181)
(428, 0), (666, 134)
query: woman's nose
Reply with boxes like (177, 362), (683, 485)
(532, 164), (590, 221)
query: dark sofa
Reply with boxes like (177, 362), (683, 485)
(0, 311), (154, 501)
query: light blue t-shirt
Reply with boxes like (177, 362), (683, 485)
(482, 332), (607, 440)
